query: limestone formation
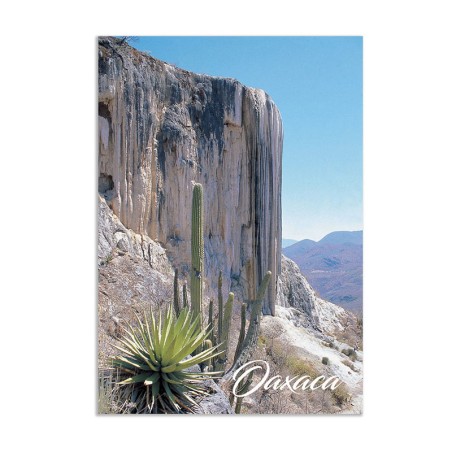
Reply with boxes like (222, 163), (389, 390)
(277, 255), (359, 337)
(98, 37), (282, 314)
(276, 255), (321, 329)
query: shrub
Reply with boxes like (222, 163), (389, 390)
(286, 355), (318, 378)
(341, 348), (358, 361)
(332, 384), (351, 406)
(321, 357), (329, 365)
(111, 306), (221, 413)
(341, 359), (357, 372)
(322, 340), (334, 348)
(267, 340), (318, 378)
(100, 251), (114, 266)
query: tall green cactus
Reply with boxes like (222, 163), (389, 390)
(190, 183), (204, 327)
(234, 371), (254, 414)
(208, 299), (214, 345)
(184, 181), (270, 392)
(173, 268), (180, 316)
(203, 339), (213, 371)
(217, 271), (223, 343)
(233, 302), (247, 365)
(182, 283), (189, 309)
(224, 271), (272, 380)
(216, 292), (234, 371)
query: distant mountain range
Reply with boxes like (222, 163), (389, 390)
(282, 231), (363, 313)
(282, 238), (298, 248)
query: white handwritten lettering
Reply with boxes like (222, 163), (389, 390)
(232, 360), (343, 397)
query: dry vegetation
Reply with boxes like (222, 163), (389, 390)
(335, 313), (363, 350)
(341, 359), (358, 372)
(239, 330), (353, 414)
(98, 250), (174, 367)
(98, 249), (359, 415)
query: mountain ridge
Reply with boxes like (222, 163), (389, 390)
(283, 230), (363, 313)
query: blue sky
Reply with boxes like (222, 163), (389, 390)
(131, 37), (362, 241)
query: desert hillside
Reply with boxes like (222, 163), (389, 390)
(284, 231), (363, 313)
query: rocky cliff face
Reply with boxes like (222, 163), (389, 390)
(98, 37), (282, 314)
(276, 255), (359, 337)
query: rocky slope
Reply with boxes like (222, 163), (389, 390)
(98, 37), (282, 314)
(98, 197), (233, 414)
(259, 309), (363, 414)
(98, 197), (362, 413)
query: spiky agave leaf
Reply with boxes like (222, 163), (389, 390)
(111, 306), (220, 414)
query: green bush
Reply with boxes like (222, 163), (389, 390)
(321, 357), (329, 365)
(341, 348), (358, 361)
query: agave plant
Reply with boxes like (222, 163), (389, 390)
(111, 306), (221, 414)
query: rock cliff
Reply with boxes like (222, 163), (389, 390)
(98, 37), (282, 314)
(276, 255), (359, 336)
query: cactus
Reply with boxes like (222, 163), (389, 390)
(233, 302), (247, 365)
(203, 339), (213, 371)
(216, 292), (234, 371)
(190, 183), (204, 326)
(173, 269), (181, 316)
(224, 271), (271, 380)
(217, 271), (223, 342)
(185, 181), (270, 401)
(182, 283), (189, 309)
(234, 371), (254, 414)
(229, 369), (254, 413)
(208, 299), (214, 345)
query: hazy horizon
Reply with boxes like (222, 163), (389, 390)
(283, 229), (363, 243)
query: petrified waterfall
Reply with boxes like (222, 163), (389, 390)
(98, 37), (283, 315)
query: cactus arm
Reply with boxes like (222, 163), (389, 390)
(223, 271), (271, 380)
(173, 269), (180, 316)
(216, 292), (234, 371)
(182, 283), (189, 309)
(217, 271), (223, 343)
(233, 302), (247, 366)
(234, 371), (254, 414)
(203, 339), (213, 371)
(208, 299), (214, 345)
